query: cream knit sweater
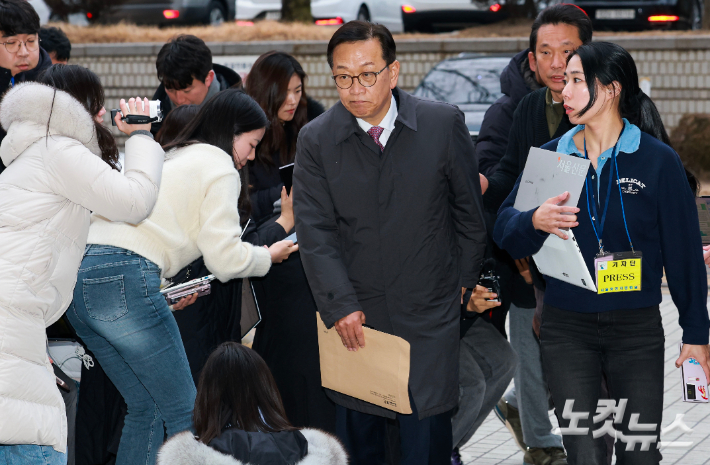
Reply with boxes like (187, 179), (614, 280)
(87, 143), (271, 281)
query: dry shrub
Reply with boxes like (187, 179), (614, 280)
(51, 20), (337, 43)
(670, 114), (710, 184)
(51, 18), (710, 44)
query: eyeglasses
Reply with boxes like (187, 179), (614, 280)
(331, 64), (389, 89)
(1, 36), (40, 54)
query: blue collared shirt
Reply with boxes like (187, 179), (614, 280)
(556, 118), (641, 194)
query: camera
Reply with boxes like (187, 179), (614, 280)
(110, 100), (163, 126)
(477, 270), (501, 303)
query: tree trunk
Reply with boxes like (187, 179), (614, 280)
(281, 0), (312, 22)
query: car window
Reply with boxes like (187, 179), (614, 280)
(414, 57), (509, 105)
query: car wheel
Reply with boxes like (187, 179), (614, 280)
(208, 1), (226, 26)
(357, 5), (370, 22)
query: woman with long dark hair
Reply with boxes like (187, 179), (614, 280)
(66, 89), (298, 465)
(245, 51), (324, 223)
(0, 64), (164, 464)
(156, 342), (348, 465)
(494, 42), (710, 464)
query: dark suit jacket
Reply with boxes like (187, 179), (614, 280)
(293, 88), (487, 419)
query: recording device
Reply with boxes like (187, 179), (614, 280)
(110, 100), (163, 126)
(478, 269), (501, 303)
(160, 275), (215, 306)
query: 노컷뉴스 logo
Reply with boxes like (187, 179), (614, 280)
(617, 177), (646, 195)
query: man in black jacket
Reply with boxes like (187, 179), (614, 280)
(475, 5), (593, 465)
(0, 0), (52, 174)
(294, 21), (486, 465)
(150, 34), (242, 135)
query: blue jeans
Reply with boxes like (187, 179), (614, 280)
(0, 445), (66, 465)
(540, 304), (664, 465)
(66, 245), (196, 465)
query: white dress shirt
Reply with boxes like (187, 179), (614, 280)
(356, 94), (398, 148)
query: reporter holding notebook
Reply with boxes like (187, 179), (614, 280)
(494, 42), (709, 465)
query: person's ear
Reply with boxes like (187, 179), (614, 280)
(605, 81), (621, 98)
(389, 60), (400, 90)
(204, 69), (216, 88)
(528, 51), (537, 74)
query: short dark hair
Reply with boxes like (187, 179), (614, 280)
(0, 0), (40, 37)
(156, 35), (213, 90)
(327, 20), (396, 69)
(194, 342), (296, 444)
(529, 3), (592, 54)
(39, 26), (71, 61)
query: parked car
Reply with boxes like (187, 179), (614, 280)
(413, 54), (511, 140)
(28, 0), (51, 25)
(236, 0), (282, 21)
(571, 0), (703, 30)
(310, 0), (508, 32)
(87, 0), (235, 26)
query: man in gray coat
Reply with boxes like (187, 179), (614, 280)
(293, 21), (487, 465)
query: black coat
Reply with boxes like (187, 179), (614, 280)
(251, 249), (337, 433)
(150, 63), (242, 136)
(475, 49), (540, 310)
(293, 88), (487, 419)
(476, 50), (539, 177)
(0, 47), (52, 174)
(172, 217), (287, 383)
(483, 87), (574, 291)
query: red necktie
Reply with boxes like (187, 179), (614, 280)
(367, 126), (385, 152)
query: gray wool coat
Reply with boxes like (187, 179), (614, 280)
(293, 88), (487, 419)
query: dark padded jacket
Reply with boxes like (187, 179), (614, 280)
(0, 47), (52, 174)
(476, 49), (540, 177)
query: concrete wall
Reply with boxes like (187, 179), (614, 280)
(70, 36), (710, 146)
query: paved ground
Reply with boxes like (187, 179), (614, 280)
(459, 291), (710, 465)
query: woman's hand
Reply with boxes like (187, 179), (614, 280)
(114, 97), (152, 136)
(275, 186), (295, 233)
(703, 245), (710, 266)
(465, 285), (502, 313)
(171, 293), (198, 311)
(532, 191), (580, 240)
(266, 240), (298, 263)
(676, 344), (710, 386)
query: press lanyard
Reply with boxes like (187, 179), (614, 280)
(583, 126), (634, 256)
(10, 76), (14, 87)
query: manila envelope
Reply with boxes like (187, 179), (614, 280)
(316, 312), (411, 414)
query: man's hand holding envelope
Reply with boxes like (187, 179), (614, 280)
(334, 311), (367, 352)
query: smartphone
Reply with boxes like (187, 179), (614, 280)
(279, 163), (295, 195)
(161, 275), (215, 305)
(680, 343), (709, 403)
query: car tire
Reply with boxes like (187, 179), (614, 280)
(357, 5), (370, 22)
(208, 1), (226, 26)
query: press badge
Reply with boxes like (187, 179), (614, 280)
(594, 251), (642, 295)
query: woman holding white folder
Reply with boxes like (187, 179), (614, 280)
(494, 42), (710, 465)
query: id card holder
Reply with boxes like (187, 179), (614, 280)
(594, 251), (642, 295)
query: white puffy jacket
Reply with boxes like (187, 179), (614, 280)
(0, 82), (164, 452)
(157, 430), (348, 465)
